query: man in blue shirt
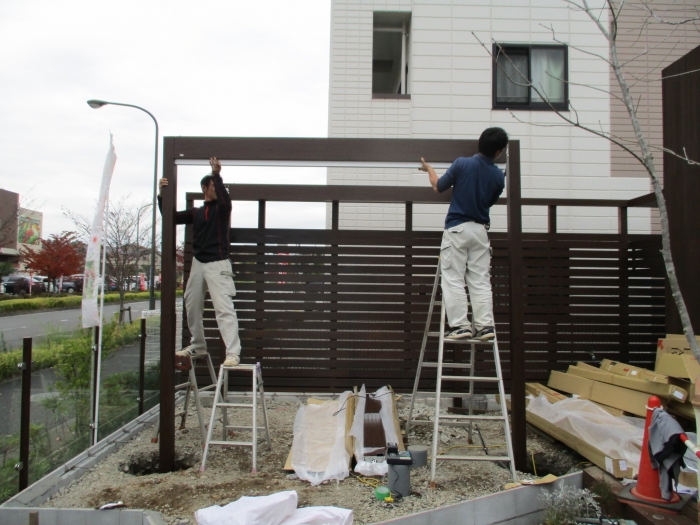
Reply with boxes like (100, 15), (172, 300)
(420, 127), (508, 341)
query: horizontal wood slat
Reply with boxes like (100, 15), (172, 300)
(181, 228), (665, 392)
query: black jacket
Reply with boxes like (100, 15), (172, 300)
(158, 173), (232, 262)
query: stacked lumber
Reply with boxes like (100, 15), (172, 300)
(546, 361), (687, 418)
(653, 334), (700, 421)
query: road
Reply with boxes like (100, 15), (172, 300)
(0, 300), (160, 350)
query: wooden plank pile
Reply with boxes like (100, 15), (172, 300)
(519, 335), (699, 479)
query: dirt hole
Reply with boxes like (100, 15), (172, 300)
(119, 451), (195, 476)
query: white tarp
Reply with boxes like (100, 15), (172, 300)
(195, 490), (353, 525)
(350, 385), (398, 476)
(291, 393), (351, 485)
(82, 134), (116, 328)
(527, 393), (643, 473)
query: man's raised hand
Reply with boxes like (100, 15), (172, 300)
(158, 178), (168, 194)
(419, 158), (431, 172)
(210, 157), (221, 175)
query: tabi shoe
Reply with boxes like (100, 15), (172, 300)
(223, 354), (241, 367)
(474, 327), (495, 341)
(175, 345), (208, 357)
(445, 327), (473, 340)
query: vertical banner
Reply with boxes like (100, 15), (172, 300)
(82, 134), (117, 328)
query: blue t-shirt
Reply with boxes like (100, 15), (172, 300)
(437, 153), (505, 229)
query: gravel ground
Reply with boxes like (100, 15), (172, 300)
(43, 395), (584, 525)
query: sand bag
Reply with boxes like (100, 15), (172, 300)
(195, 490), (297, 525)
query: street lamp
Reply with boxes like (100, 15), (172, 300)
(87, 99), (159, 310)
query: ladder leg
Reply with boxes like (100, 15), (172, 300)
(205, 354), (217, 385)
(493, 338), (518, 482)
(151, 413), (160, 443)
(430, 302), (447, 489)
(407, 261), (441, 438)
(467, 343), (476, 444)
(257, 364), (272, 450)
(180, 378), (192, 430)
(190, 366), (207, 443)
(252, 366), (258, 474)
(201, 364), (225, 472)
(222, 369), (229, 441)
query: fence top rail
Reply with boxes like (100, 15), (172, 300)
(184, 185), (657, 208)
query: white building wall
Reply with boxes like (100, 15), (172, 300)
(327, 0), (651, 233)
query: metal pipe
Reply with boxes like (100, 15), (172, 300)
(139, 317), (146, 415)
(18, 337), (32, 491)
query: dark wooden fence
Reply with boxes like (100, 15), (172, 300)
(183, 194), (665, 394)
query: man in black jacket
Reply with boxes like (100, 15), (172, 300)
(158, 157), (241, 366)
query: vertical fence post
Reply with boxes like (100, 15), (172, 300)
(139, 317), (146, 415)
(18, 337), (32, 491)
(506, 141), (527, 471)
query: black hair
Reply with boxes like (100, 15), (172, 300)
(200, 174), (213, 189)
(478, 127), (509, 158)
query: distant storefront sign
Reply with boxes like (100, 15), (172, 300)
(18, 214), (41, 246)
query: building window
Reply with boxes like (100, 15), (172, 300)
(492, 44), (568, 110)
(372, 12), (411, 98)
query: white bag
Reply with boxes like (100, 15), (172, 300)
(195, 490), (353, 525)
(291, 393), (351, 485)
(195, 490), (297, 525)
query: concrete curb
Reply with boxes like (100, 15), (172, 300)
(1, 404), (161, 508)
(0, 507), (167, 525)
(372, 471), (583, 525)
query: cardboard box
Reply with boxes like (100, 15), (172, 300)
(600, 359), (669, 384)
(525, 381), (625, 416)
(658, 334), (700, 356)
(567, 364), (687, 402)
(655, 339), (700, 381)
(548, 370), (657, 417)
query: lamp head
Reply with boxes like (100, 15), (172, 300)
(87, 99), (108, 109)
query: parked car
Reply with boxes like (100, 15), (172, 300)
(61, 275), (84, 294)
(3, 275), (46, 295)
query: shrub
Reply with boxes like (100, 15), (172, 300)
(0, 290), (181, 314)
(539, 485), (601, 525)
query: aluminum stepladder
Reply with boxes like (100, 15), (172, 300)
(201, 362), (271, 474)
(151, 352), (218, 443)
(406, 259), (517, 487)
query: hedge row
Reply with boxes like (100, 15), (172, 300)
(0, 318), (142, 382)
(0, 290), (182, 314)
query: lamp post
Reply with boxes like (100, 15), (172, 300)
(87, 99), (159, 310)
(136, 203), (152, 291)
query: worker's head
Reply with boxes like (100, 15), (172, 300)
(478, 127), (509, 159)
(201, 174), (217, 202)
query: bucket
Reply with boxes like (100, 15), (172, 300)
(388, 464), (411, 497)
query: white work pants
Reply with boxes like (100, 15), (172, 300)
(184, 258), (241, 357)
(440, 221), (494, 331)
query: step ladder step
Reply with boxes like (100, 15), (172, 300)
(225, 425), (268, 432)
(438, 414), (505, 421)
(207, 440), (253, 447)
(437, 455), (511, 462)
(441, 375), (499, 382)
(216, 403), (255, 408)
(422, 362), (472, 369)
(427, 332), (495, 344)
(410, 420), (488, 428)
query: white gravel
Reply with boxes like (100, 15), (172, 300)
(43, 395), (580, 524)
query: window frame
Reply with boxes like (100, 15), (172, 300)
(372, 11), (411, 98)
(492, 43), (569, 111)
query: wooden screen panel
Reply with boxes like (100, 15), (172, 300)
(182, 229), (665, 393)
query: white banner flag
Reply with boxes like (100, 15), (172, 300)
(82, 134), (117, 328)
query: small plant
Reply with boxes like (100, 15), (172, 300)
(539, 485), (601, 525)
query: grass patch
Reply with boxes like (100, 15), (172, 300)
(0, 317), (142, 382)
(0, 290), (183, 314)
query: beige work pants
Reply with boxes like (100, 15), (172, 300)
(184, 258), (241, 357)
(440, 221), (494, 331)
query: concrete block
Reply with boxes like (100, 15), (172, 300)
(56, 508), (88, 525)
(474, 489), (516, 525)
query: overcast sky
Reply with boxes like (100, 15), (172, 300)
(0, 0), (331, 238)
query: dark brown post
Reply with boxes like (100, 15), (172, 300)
(331, 200), (339, 230)
(405, 201), (413, 231)
(258, 200), (266, 229)
(138, 317), (146, 415)
(159, 137), (177, 472)
(548, 205), (557, 234)
(506, 141), (526, 470)
(18, 337), (32, 491)
(618, 207), (628, 235)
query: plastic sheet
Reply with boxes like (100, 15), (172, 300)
(291, 392), (351, 485)
(527, 394), (643, 473)
(195, 490), (353, 525)
(350, 385), (399, 476)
